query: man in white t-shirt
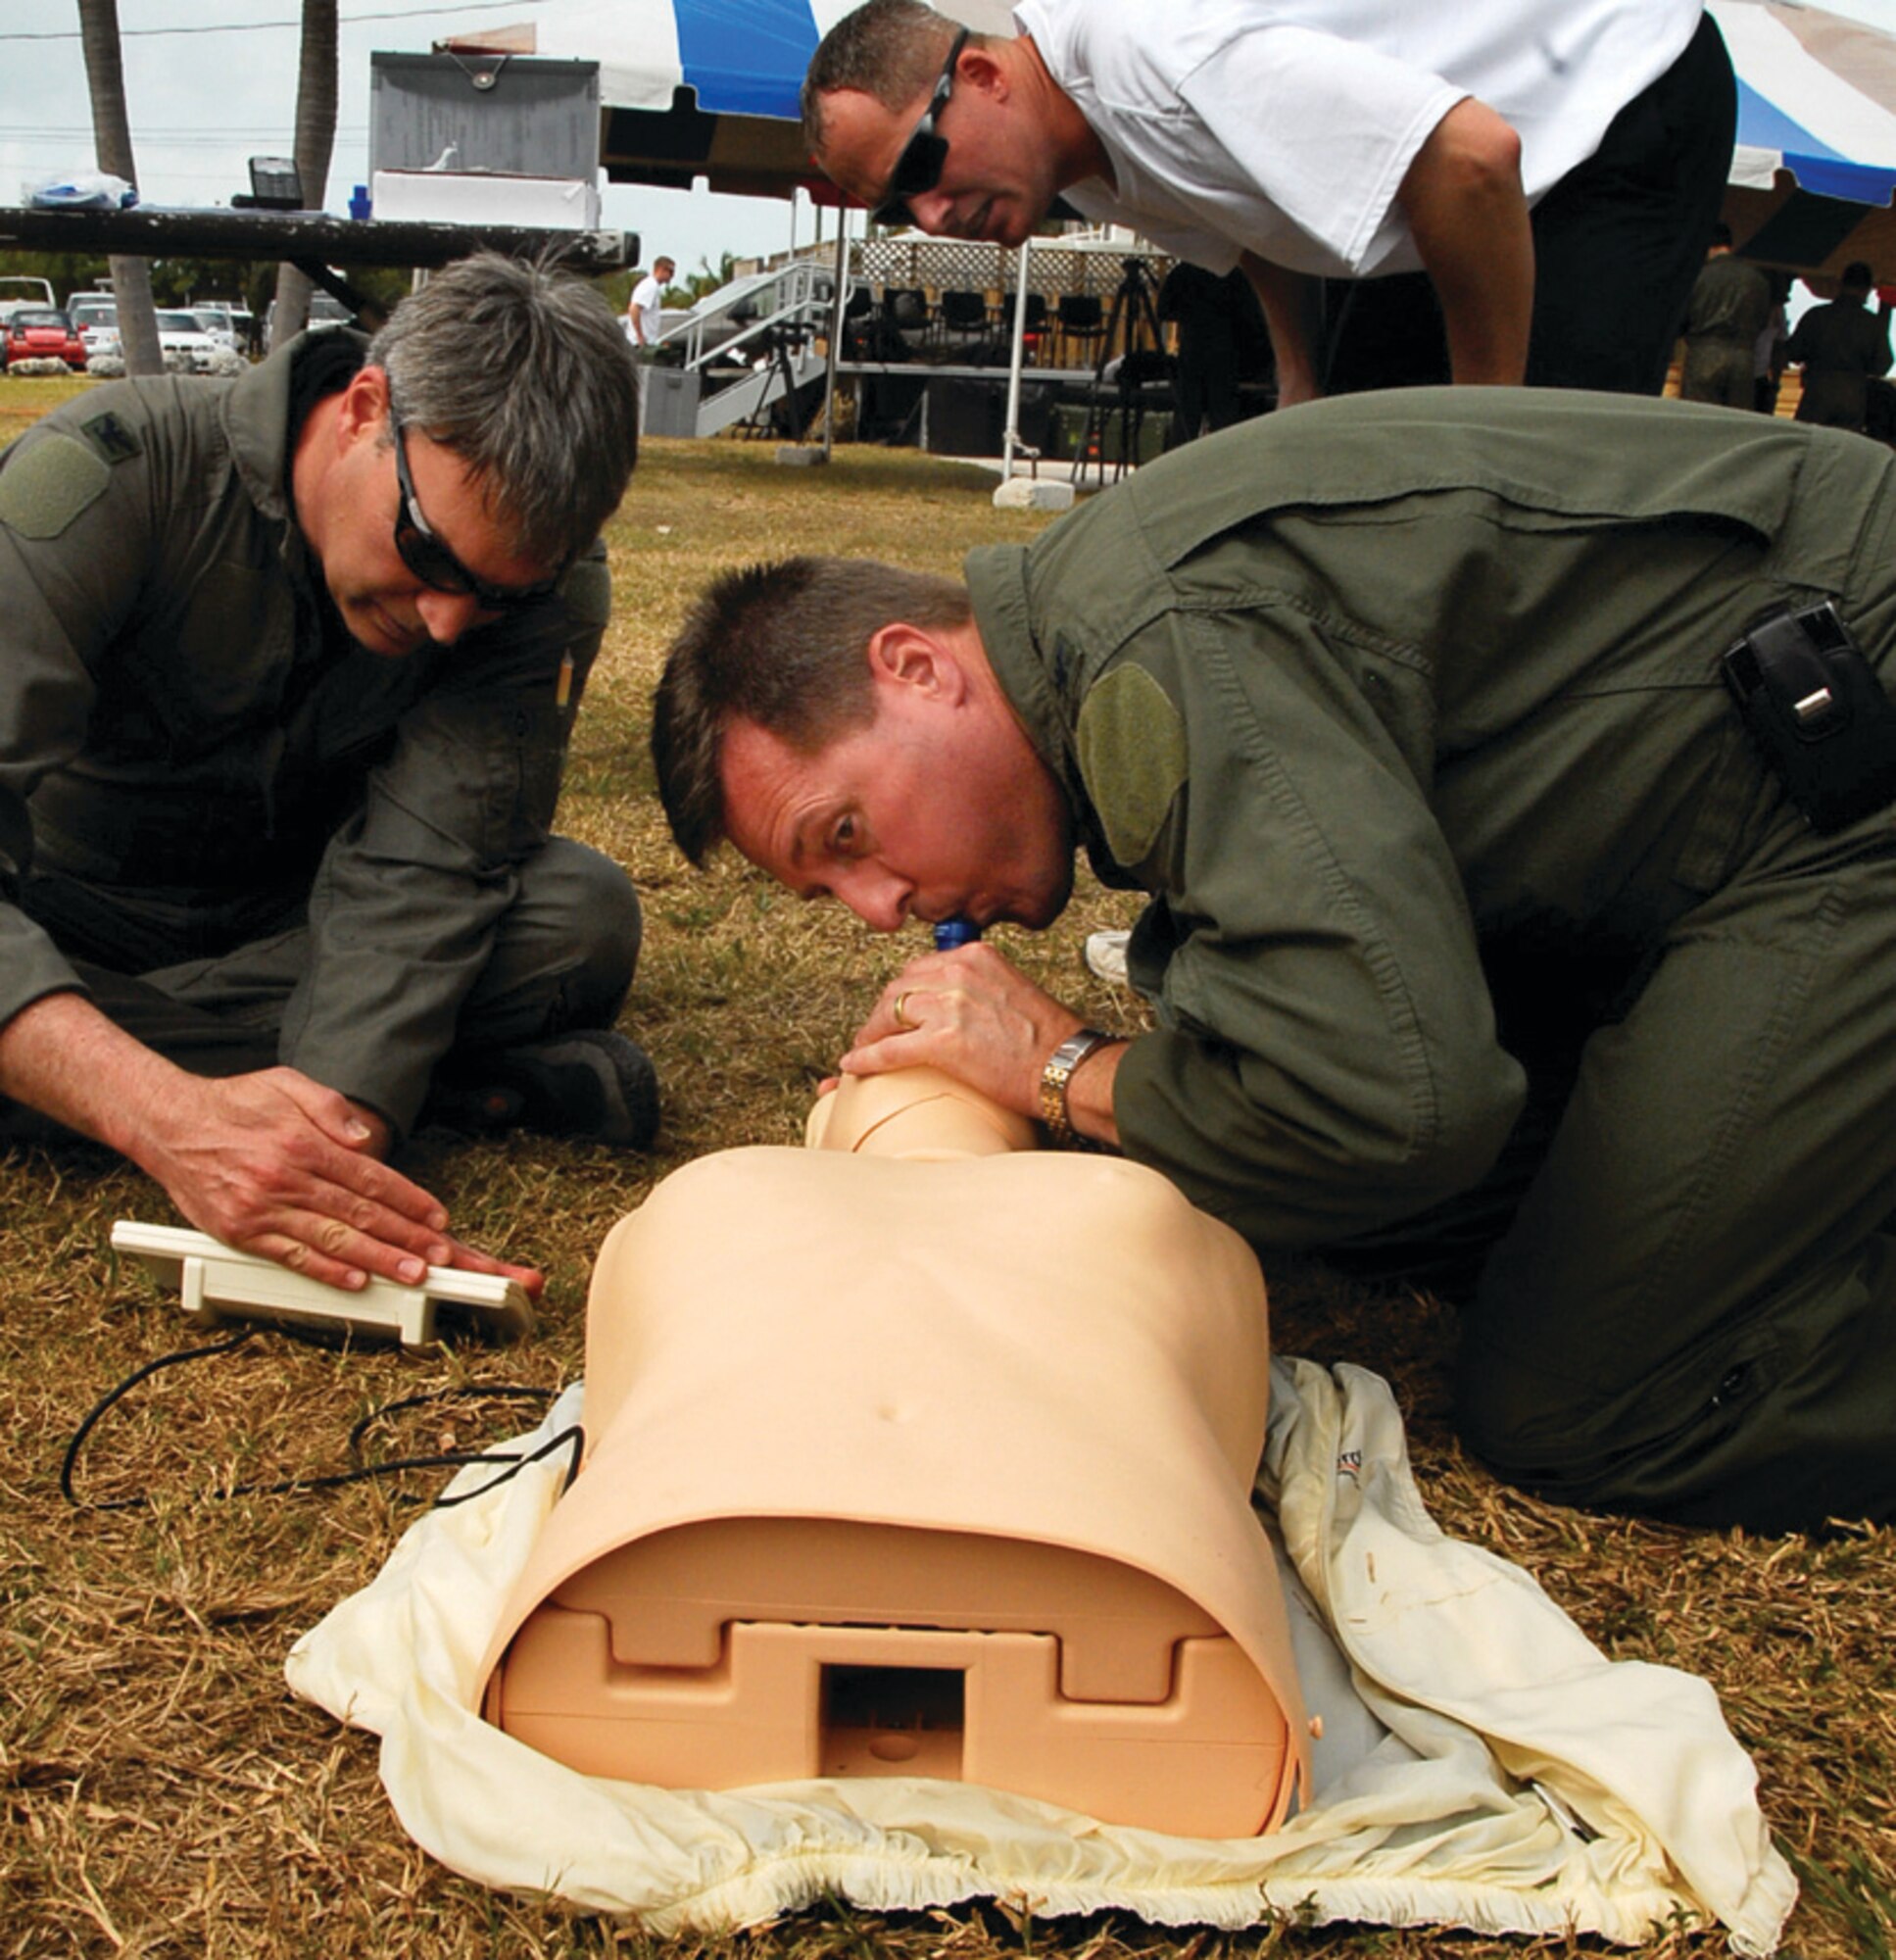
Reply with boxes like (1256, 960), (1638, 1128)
(626, 258), (675, 350)
(802, 0), (1733, 403)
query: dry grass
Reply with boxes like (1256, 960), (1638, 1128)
(2, 416), (1892, 1959)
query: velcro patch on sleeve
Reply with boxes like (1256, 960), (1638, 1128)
(0, 432), (112, 540)
(1075, 662), (1188, 868)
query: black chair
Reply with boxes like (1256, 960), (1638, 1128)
(882, 286), (930, 330)
(1054, 292), (1106, 368)
(940, 288), (991, 337)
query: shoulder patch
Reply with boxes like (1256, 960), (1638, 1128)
(80, 410), (142, 464)
(1075, 662), (1188, 868)
(0, 431), (112, 541)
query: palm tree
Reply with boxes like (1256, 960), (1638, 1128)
(267, 0), (339, 351)
(686, 253), (739, 303)
(75, 0), (161, 374)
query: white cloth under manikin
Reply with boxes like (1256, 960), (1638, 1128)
(287, 1356), (1793, 1954)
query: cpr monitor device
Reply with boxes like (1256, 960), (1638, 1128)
(110, 1219), (535, 1348)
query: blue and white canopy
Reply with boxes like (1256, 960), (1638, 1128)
(1712, 0), (1896, 275)
(1717, 0), (1896, 203)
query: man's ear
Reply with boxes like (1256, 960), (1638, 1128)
(959, 44), (1007, 100)
(336, 364), (393, 451)
(866, 620), (968, 702)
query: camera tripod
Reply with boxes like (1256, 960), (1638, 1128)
(1077, 257), (1171, 487)
(739, 319), (817, 443)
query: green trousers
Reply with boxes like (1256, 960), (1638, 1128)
(7, 837), (639, 1142)
(1451, 792), (1896, 1532)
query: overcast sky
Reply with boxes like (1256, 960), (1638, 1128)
(0, 0), (816, 281)
(8, 0), (1896, 298)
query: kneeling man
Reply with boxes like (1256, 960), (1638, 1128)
(654, 388), (1896, 1533)
(1, 252), (652, 1298)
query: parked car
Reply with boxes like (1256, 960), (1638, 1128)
(190, 300), (259, 355)
(68, 295), (119, 364)
(0, 274), (58, 334)
(74, 304), (228, 373)
(155, 308), (226, 371)
(2, 307), (87, 372)
(261, 289), (357, 345)
(191, 307), (237, 350)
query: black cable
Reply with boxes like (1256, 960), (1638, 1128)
(431, 1422), (585, 1507)
(60, 1331), (581, 1514)
(60, 1328), (257, 1507)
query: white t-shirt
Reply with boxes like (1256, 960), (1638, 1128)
(1011, 0), (1705, 278)
(628, 272), (666, 343)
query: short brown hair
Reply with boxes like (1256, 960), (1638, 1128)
(802, 0), (970, 156)
(652, 556), (972, 866)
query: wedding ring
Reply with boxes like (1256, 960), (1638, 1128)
(893, 990), (917, 1028)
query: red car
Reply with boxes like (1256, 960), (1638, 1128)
(3, 308), (88, 371)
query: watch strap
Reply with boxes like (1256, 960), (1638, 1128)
(1039, 1027), (1113, 1146)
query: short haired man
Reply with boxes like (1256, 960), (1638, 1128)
(655, 389), (1896, 1534)
(627, 258), (676, 349)
(1678, 224), (1774, 411)
(802, 0), (1734, 402)
(0, 252), (652, 1298)
(1783, 262), (1894, 433)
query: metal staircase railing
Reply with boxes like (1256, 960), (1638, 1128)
(650, 260), (837, 438)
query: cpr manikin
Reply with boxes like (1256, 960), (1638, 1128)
(477, 1067), (1311, 1836)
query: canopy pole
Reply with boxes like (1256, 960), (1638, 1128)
(999, 234), (1033, 481)
(822, 206), (850, 463)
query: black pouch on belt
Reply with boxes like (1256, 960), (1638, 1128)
(1721, 600), (1896, 834)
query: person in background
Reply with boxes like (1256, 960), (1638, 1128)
(0, 252), (656, 1298)
(1678, 223), (1773, 411)
(802, 0), (1734, 402)
(1783, 262), (1893, 433)
(627, 257), (676, 350)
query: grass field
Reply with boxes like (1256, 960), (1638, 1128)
(2, 378), (1892, 1958)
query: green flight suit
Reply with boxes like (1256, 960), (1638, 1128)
(964, 386), (1896, 1530)
(0, 332), (637, 1138)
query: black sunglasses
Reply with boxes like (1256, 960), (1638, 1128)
(872, 27), (969, 227)
(390, 414), (561, 612)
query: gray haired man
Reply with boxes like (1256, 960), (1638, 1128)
(0, 252), (652, 1298)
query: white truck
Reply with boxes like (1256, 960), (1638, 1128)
(0, 274), (57, 328)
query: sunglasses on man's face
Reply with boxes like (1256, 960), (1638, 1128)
(871, 27), (970, 227)
(390, 414), (561, 612)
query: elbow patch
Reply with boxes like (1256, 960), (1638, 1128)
(0, 432), (111, 540)
(1076, 663), (1188, 867)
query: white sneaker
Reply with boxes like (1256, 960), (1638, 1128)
(1084, 929), (1132, 984)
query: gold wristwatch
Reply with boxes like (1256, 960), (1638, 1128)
(1039, 1027), (1114, 1147)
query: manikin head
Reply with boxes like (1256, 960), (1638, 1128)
(652, 555), (1076, 934)
(807, 1063), (1038, 1158)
